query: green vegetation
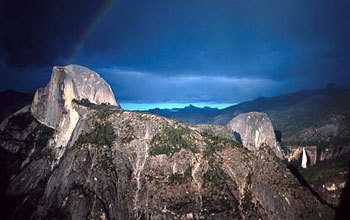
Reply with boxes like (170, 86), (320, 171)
(8, 113), (33, 129)
(94, 148), (117, 173)
(242, 188), (253, 210)
(72, 98), (118, 118)
(240, 172), (260, 212)
(35, 124), (54, 148)
(167, 193), (195, 211)
(121, 134), (134, 144)
(33, 125), (54, 159)
(150, 127), (196, 156)
(201, 162), (235, 211)
(203, 163), (231, 187)
(299, 154), (350, 187)
(72, 98), (113, 109)
(201, 130), (241, 158)
(120, 123), (135, 144)
(76, 122), (115, 146)
(168, 167), (192, 184)
(246, 172), (252, 185)
(284, 136), (349, 149)
(272, 95), (350, 141)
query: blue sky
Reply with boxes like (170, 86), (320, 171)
(1, 0), (350, 110)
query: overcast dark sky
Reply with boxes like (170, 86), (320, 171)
(1, 0), (349, 110)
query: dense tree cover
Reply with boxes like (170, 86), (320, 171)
(76, 122), (115, 146)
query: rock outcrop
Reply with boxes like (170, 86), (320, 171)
(227, 112), (284, 158)
(288, 146), (318, 166)
(287, 146), (350, 166)
(32, 65), (118, 128)
(319, 146), (350, 161)
(31, 65), (119, 159)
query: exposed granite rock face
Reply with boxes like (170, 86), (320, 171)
(251, 147), (334, 219)
(227, 112), (284, 158)
(32, 65), (118, 128)
(288, 146), (318, 166)
(31, 65), (119, 159)
(287, 146), (350, 166)
(0, 106), (334, 219)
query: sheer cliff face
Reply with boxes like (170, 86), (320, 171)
(31, 65), (119, 158)
(227, 112), (284, 159)
(31, 65), (119, 129)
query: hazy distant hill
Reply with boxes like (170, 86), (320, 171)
(147, 104), (219, 124)
(147, 83), (350, 145)
(0, 90), (33, 123)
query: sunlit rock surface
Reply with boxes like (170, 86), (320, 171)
(32, 64), (118, 128)
(227, 112), (284, 158)
(31, 65), (119, 158)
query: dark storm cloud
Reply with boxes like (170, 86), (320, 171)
(98, 67), (296, 105)
(1, 0), (349, 106)
(71, 0), (350, 94)
(0, 0), (113, 67)
(0, 60), (51, 91)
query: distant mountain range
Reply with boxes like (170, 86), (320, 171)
(147, 104), (220, 124)
(0, 90), (33, 123)
(1, 83), (350, 146)
(147, 83), (350, 145)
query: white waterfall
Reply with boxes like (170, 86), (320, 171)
(301, 147), (307, 168)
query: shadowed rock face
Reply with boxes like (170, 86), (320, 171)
(227, 112), (284, 158)
(0, 90), (33, 124)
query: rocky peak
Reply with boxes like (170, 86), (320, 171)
(30, 65), (119, 159)
(227, 112), (284, 158)
(31, 65), (119, 128)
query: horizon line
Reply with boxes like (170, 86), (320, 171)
(119, 102), (237, 111)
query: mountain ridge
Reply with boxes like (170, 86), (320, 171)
(146, 83), (350, 121)
(0, 90), (34, 124)
(0, 64), (337, 219)
(146, 83), (350, 144)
